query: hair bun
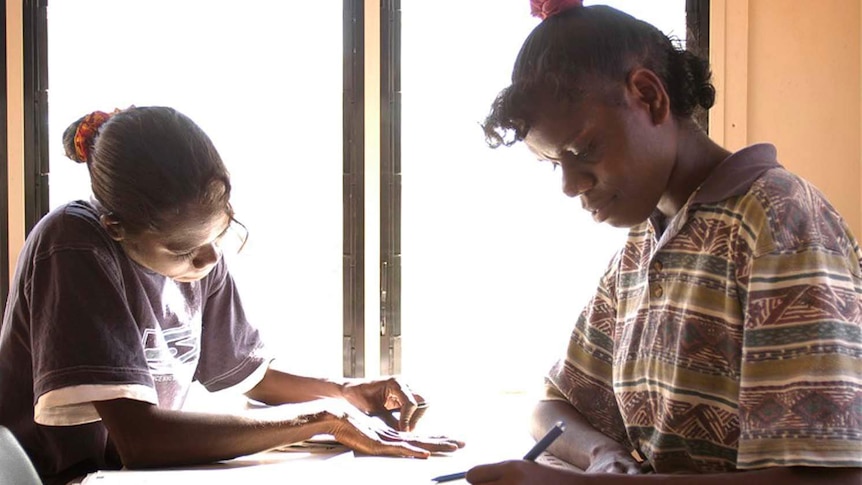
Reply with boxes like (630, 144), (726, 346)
(67, 110), (115, 163)
(697, 84), (716, 110)
(530, 0), (584, 20)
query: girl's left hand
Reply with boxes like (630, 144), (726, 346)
(466, 460), (583, 485)
(341, 377), (429, 432)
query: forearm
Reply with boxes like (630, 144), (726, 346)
(574, 467), (862, 485)
(531, 399), (630, 470)
(95, 398), (337, 469)
(245, 366), (345, 405)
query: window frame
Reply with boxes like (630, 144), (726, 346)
(343, 0), (367, 378)
(21, 0), (708, 378)
(687, 0), (710, 130)
(379, 0), (401, 376)
(0, 0), (8, 312)
(22, 0), (48, 236)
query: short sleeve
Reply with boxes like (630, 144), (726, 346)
(30, 247), (157, 424)
(547, 252), (629, 444)
(735, 196), (862, 469)
(195, 260), (269, 393)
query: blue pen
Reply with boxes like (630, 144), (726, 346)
(431, 421), (567, 483)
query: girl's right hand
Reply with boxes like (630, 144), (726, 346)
(584, 443), (644, 474)
(319, 399), (464, 459)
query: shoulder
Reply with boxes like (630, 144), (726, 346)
(34, 200), (104, 234)
(27, 201), (114, 254)
(750, 167), (831, 212)
(753, 169), (853, 251)
(721, 168), (856, 256)
(19, 201), (123, 275)
(200, 257), (231, 297)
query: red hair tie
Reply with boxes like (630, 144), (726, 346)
(530, 0), (584, 20)
(73, 110), (114, 162)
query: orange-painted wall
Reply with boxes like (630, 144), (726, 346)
(711, 0), (862, 236)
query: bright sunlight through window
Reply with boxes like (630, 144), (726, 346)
(47, 1), (344, 378)
(400, 0), (686, 402)
(47, 0), (686, 412)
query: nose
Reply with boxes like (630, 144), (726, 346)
(561, 165), (596, 198)
(192, 243), (221, 269)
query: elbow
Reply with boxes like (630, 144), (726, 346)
(529, 399), (558, 441)
(94, 399), (175, 469)
(785, 467), (862, 485)
(119, 456), (156, 470)
(244, 368), (284, 406)
(109, 431), (165, 469)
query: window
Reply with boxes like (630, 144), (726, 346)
(37, 0), (696, 405)
(47, 1), (344, 377)
(399, 0), (688, 400)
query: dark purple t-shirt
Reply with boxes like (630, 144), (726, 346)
(0, 201), (269, 483)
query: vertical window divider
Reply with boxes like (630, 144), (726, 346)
(23, 0), (48, 233)
(343, 0), (366, 378)
(11, 0), (48, 312)
(379, 0), (401, 376)
(686, 0), (710, 132)
(1, 0), (9, 311)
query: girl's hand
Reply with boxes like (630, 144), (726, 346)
(341, 377), (428, 431)
(320, 399), (464, 458)
(466, 460), (583, 485)
(585, 444), (644, 474)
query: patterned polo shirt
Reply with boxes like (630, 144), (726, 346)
(546, 143), (862, 473)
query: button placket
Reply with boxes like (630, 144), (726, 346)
(650, 257), (663, 298)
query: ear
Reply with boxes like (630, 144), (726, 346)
(99, 214), (126, 242)
(626, 68), (671, 125)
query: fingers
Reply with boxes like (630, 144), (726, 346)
(383, 378), (420, 408)
(373, 440), (432, 459)
(404, 400), (428, 432)
(372, 421), (465, 453)
(333, 422), (432, 459)
(370, 400), (429, 433)
(346, 377), (432, 432)
(584, 451), (644, 475)
(405, 435), (465, 453)
(330, 406), (462, 460)
(347, 377), (432, 432)
(382, 379), (421, 431)
(466, 461), (562, 485)
(383, 435), (460, 454)
(375, 409), (401, 429)
(465, 462), (505, 484)
(376, 377), (426, 432)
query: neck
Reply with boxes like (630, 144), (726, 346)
(657, 120), (731, 218)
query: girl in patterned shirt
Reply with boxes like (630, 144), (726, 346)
(467, 1), (862, 484)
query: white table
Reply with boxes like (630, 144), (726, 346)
(78, 393), (580, 484)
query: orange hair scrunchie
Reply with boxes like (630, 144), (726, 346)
(530, 0), (583, 20)
(73, 110), (115, 162)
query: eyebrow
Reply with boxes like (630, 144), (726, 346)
(537, 139), (576, 163)
(548, 127), (590, 162)
(527, 141), (563, 163)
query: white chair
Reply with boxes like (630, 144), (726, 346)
(0, 426), (41, 485)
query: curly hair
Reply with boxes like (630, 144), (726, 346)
(482, 5), (715, 148)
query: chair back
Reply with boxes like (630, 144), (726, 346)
(0, 426), (41, 485)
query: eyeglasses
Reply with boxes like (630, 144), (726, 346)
(215, 218), (249, 257)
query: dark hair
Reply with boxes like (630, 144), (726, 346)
(62, 106), (232, 234)
(483, 5), (715, 148)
